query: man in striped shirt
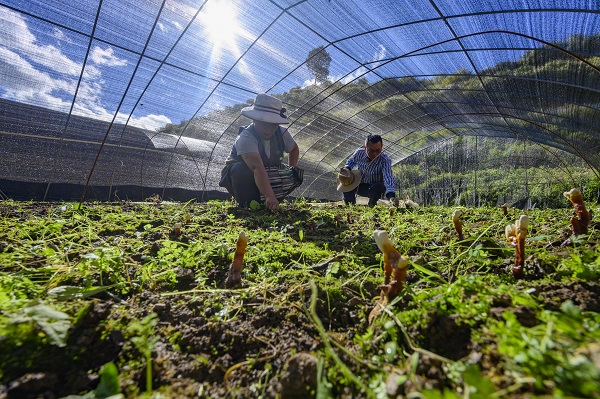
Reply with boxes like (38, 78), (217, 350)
(340, 134), (396, 206)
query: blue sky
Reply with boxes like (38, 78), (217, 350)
(1, 0), (598, 132)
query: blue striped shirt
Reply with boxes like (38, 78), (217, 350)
(345, 148), (396, 195)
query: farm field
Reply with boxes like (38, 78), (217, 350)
(1, 198), (599, 399)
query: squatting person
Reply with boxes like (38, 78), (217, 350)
(337, 134), (396, 206)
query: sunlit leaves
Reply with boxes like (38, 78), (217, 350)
(8, 301), (71, 347)
(490, 300), (600, 396)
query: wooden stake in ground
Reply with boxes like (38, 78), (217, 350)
(225, 231), (248, 288)
(563, 188), (590, 235)
(373, 230), (409, 301)
(505, 215), (528, 279)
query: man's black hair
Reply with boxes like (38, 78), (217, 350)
(366, 134), (383, 146)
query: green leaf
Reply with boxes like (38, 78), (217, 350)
(41, 247), (56, 257)
(0, 289), (9, 304)
(95, 362), (121, 398)
(12, 303), (72, 347)
(316, 357), (333, 399)
(23, 303), (70, 321)
(422, 388), (460, 399)
(384, 341), (397, 361)
(250, 200), (261, 210)
(58, 362), (123, 399)
(462, 364), (496, 398)
(47, 285), (115, 301)
(326, 262), (340, 276)
(410, 261), (444, 282)
(560, 300), (581, 319)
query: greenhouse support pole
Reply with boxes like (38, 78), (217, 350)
(424, 149), (429, 206)
(446, 141), (451, 206)
(524, 138), (529, 208)
(473, 136), (478, 206)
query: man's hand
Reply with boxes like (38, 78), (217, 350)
(265, 195), (280, 211)
(385, 192), (398, 206)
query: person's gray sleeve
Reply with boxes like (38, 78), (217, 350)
(281, 129), (297, 153)
(234, 130), (260, 155)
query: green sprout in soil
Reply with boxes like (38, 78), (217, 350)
(0, 200), (599, 398)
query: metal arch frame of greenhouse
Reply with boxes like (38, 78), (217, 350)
(3, 2), (600, 202)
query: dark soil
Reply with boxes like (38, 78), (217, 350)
(7, 280), (598, 399)
(1, 201), (599, 398)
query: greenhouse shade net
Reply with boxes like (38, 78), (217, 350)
(1, 0), (599, 202)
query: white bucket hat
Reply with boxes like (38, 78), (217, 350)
(241, 93), (289, 124)
(336, 168), (362, 192)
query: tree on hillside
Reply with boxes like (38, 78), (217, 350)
(306, 46), (332, 84)
(158, 120), (188, 135)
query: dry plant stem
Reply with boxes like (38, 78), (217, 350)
(570, 217), (582, 236)
(514, 227), (526, 279)
(310, 255), (342, 272)
(452, 210), (463, 240)
(225, 231), (248, 288)
(373, 230), (409, 300)
(388, 252), (407, 299)
(453, 219), (463, 240)
(172, 222), (181, 236)
(506, 215), (528, 279)
(382, 248), (396, 285)
(564, 188), (590, 235)
(389, 276), (405, 301)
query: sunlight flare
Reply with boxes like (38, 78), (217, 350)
(201, 0), (239, 48)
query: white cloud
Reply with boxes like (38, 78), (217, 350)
(0, 9), (37, 50)
(375, 44), (387, 62)
(328, 65), (367, 85)
(128, 113), (172, 130)
(0, 47), (71, 111)
(38, 44), (84, 75)
(90, 46), (128, 67)
(0, 5), (172, 132)
(329, 44), (388, 84)
(83, 64), (102, 79)
(0, 8), (81, 76)
(66, 84), (172, 131)
(52, 27), (66, 41)
(172, 20), (184, 31)
(301, 77), (323, 88)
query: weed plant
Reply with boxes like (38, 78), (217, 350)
(0, 199), (599, 398)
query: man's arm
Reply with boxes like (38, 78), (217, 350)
(382, 156), (396, 197)
(241, 152), (279, 210)
(288, 143), (299, 167)
(345, 149), (358, 169)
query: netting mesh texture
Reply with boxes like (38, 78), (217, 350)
(1, 0), (599, 202)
